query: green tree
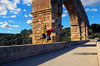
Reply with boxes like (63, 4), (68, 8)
(61, 27), (71, 42)
(0, 29), (32, 46)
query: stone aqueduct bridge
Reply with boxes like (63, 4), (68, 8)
(31, 0), (89, 44)
(1, 0), (99, 66)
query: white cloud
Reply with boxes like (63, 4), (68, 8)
(0, 22), (3, 24)
(12, 25), (19, 27)
(85, 8), (90, 12)
(91, 9), (98, 12)
(10, 8), (21, 14)
(8, 20), (15, 23)
(0, 21), (19, 28)
(2, 16), (9, 18)
(7, 31), (11, 33)
(81, 0), (100, 6)
(13, 0), (20, 4)
(8, 28), (15, 30)
(29, 14), (32, 17)
(85, 8), (98, 12)
(0, 21), (10, 28)
(64, 10), (67, 13)
(23, 9), (27, 12)
(0, 0), (21, 15)
(62, 14), (67, 17)
(23, 0), (32, 6)
(0, 0), (17, 10)
(27, 20), (32, 24)
(20, 12), (22, 14)
(92, 16), (94, 18)
(10, 15), (16, 18)
(24, 15), (28, 17)
(0, 6), (7, 15)
(63, 5), (65, 8)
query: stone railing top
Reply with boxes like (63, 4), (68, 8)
(0, 41), (87, 48)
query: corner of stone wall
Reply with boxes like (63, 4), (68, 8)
(97, 42), (100, 66)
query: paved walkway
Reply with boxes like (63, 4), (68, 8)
(1, 42), (99, 66)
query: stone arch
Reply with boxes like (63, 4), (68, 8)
(31, 0), (89, 44)
(64, 0), (89, 41)
(64, 0), (82, 41)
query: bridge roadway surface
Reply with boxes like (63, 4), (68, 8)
(1, 42), (99, 66)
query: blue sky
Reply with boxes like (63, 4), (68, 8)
(0, 0), (100, 34)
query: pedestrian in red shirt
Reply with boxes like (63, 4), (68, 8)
(46, 27), (56, 41)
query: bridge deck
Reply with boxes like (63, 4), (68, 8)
(1, 42), (98, 66)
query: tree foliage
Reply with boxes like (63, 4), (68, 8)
(0, 29), (32, 46)
(0, 24), (100, 46)
(88, 24), (100, 39)
(61, 27), (71, 42)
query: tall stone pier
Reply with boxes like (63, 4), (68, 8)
(31, 0), (89, 44)
(64, 0), (89, 41)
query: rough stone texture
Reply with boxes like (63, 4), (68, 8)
(64, 0), (89, 41)
(31, 0), (89, 44)
(1, 41), (98, 66)
(0, 41), (88, 64)
(31, 0), (63, 44)
(97, 42), (100, 66)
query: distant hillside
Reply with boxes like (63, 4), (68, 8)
(88, 24), (100, 39)
(0, 29), (32, 46)
(0, 33), (14, 36)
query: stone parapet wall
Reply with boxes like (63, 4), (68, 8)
(0, 41), (88, 64)
(97, 42), (100, 66)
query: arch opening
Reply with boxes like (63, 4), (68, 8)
(61, 5), (71, 42)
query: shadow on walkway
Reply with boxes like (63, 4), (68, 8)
(2, 42), (95, 66)
(78, 44), (96, 47)
(74, 53), (97, 55)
